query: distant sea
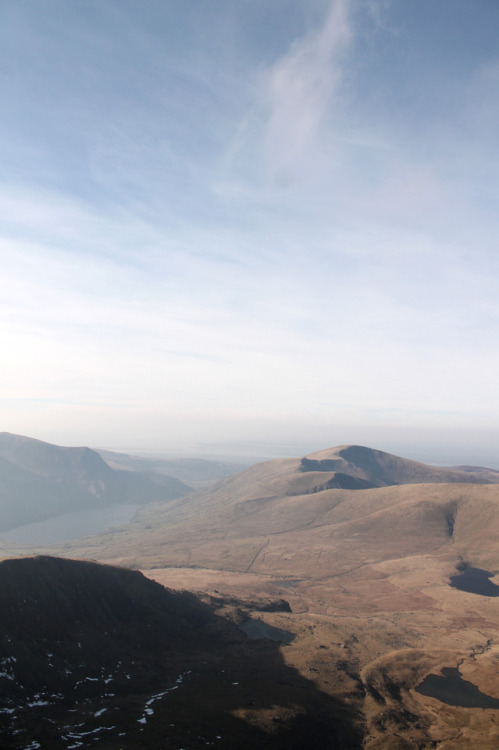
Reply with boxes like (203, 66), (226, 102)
(101, 440), (499, 470)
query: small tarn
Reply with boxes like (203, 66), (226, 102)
(449, 566), (499, 597)
(416, 667), (499, 708)
(240, 619), (296, 643)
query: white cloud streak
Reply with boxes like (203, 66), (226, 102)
(261, 0), (351, 183)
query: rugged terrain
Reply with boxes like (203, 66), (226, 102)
(0, 555), (360, 749)
(3, 444), (499, 748)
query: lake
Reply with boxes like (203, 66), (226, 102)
(416, 667), (499, 708)
(240, 619), (296, 643)
(0, 504), (139, 546)
(449, 567), (499, 597)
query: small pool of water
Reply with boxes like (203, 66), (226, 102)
(240, 619), (296, 643)
(449, 567), (499, 597)
(275, 579), (303, 589)
(416, 667), (499, 708)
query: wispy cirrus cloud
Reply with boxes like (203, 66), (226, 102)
(261, 0), (351, 184)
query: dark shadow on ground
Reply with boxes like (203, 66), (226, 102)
(0, 556), (363, 749)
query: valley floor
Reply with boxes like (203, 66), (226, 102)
(145, 552), (499, 750)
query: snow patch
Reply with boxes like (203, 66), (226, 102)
(137, 670), (192, 725)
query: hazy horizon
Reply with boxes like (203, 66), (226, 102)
(2, 1), (498, 462)
(5, 427), (499, 471)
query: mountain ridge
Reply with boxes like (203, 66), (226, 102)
(54, 443), (499, 575)
(0, 433), (192, 533)
(300, 444), (499, 488)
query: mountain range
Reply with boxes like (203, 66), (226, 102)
(60, 443), (499, 749)
(63, 443), (499, 573)
(0, 432), (192, 532)
(3, 441), (499, 748)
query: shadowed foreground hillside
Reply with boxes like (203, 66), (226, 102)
(0, 555), (362, 750)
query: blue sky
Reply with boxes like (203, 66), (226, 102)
(1, 0), (499, 461)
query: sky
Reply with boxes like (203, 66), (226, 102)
(1, 0), (499, 463)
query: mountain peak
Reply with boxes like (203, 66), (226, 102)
(301, 444), (498, 488)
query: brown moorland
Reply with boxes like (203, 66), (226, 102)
(4, 445), (499, 748)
